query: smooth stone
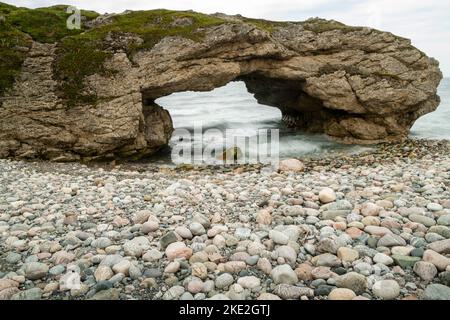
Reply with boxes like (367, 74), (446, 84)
(95, 281), (113, 292)
(428, 239), (450, 254)
(423, 250), (450, 271)
(311, 253), (341, 267)
(323, 200), (353, 211)
(271, 264), (298, 285)
(278, 159), (304, 172)
(328, 288), (356, 300)
(235, 228), (251, 240)
(354, 262), (372, 276)
(257, 293), (282, 300)
(426, 233), (446, 243)
(410, 247), (425, 258)
(273, 284), (313, 299)
(315, 285), (335, 296)
(361, 202), (382, 217)
(215, 273), (234, 289)
(364, 226), (392, 237)
(237, 276), (260, 290)
(319, 188), (336, 204)
(377, 234), (406, 247)
(428, 226), (450, 238)
(0, 279), (19, 291)
(413, 261), (438, 282)
(427, 203), (443, 211)
(257, 258), (272, 275)
(112, 260), (131, 275)
(99, 254), (123, 267)
(165, 261), (181, 274)
(354, 245), (378, 258)
(24, 262), (49, 280)
(295, 263), (313, 281)
(311, 279), (326, 288)
(175, 226), (193, 239)
(94, 266), (114, 281)
(0, 287), (20, 299)
(189, 222), (206, 236)
(392, 255), (421, 268)
(437, 215), (450, 226)
(11, 288), (42, 300)
(337, 247), (359, 262)
(91, 237), (112, 249)
(90, 288), (120, 300)
(187, 279), (204, 294)
(123, 236), (151, 257)
(180, 292), (195, 300)
(335, 272), (367, 295)
(372, 280), (400, 300)
(142, 249), (163, 262)
(439, 271), (450, 286)
(322, 210), (351, 220)
(5, 252), (22, 264)
(144, 268), (162, 278)
(276, 246), (297, 265)
(411, 237), (427, 248)
(165, 242), (193, 261)
(409, 214), (436, 227)
(391, 246), (414, 256)
(367, 237), (378, 249)
(49, 265), (65, 276)
(373, 253), (394, 266)
(163, 286), (185, 300)
(208, 294), (230, 300)
(269, 230), (289, 245)
(141, 221), (159, 234)
(132, 210), (152, 224)
(160, 231), (180, 249)
(256, 209), (272, 225)
(422, 284), (450, 300)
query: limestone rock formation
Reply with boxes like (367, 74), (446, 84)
(0, 5), (443, 161)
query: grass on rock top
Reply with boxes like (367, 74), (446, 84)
(0, 2), (98, 98)
(1, 3), (99, 43)
(54, 9), (227, 106)
(0, 20), (32, 98)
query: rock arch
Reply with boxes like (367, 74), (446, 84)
(0, 12), (443, 161)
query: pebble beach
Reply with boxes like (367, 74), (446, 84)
(1, 139), (449, 300)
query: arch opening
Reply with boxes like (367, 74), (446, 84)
(146, 79), (368, 164)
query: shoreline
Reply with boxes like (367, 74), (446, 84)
(0, 138), (449, 300)
(5, 138), (449, 172)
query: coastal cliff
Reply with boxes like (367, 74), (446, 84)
(0, 3), (443, 161)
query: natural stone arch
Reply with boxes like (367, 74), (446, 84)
(0, 8), (442, 161)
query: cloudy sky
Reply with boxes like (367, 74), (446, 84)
(4, 0), (450, 75)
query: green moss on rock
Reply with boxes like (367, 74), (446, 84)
(55, 37), (111, 106)
(89, 9), (225, 53)
(0, 2), (15, 13)
(0, 19), (32, 98)
(1, 2), (99, 43)
(54, 9), (226, 106)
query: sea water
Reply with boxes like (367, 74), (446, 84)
(155, 78), (450, 163)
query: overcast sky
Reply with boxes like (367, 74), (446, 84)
(4, 0), (450, 75)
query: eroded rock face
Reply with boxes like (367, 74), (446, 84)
(0, 13), (442, 161)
